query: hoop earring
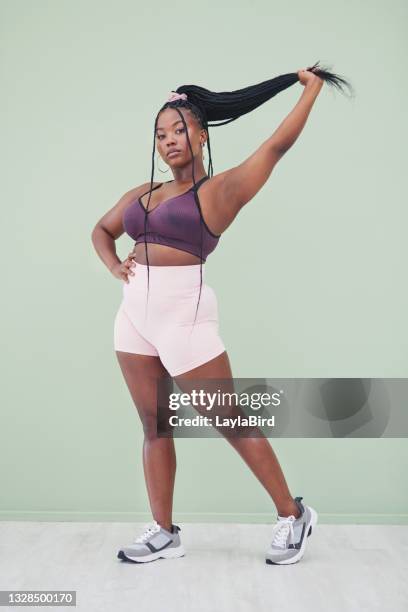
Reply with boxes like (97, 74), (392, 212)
(157, 154), (170, 173)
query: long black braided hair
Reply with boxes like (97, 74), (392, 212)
(140, 61), (353, 331)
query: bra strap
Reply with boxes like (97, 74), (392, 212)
(193, 175), (210, 190)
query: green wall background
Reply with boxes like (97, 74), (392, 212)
(1, 0), (407, 523)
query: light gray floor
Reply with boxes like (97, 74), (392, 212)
(0, 521), (407, 612)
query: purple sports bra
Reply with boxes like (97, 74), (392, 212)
(122, 175), (221, 262)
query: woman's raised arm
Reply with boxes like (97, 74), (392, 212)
(218, 73), (324, 216)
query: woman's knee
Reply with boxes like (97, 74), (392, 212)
(140, 409), (175, 441)
(140, 412), (160, 440)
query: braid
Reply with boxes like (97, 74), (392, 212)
(141, 113), (160, 324)
(141, 60), (353, 328)
(173, 60), (353, 126)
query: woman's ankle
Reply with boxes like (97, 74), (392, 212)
(276, 499), (301, 519)
(156, 519), (173, 532)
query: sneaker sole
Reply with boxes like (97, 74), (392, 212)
(117, 544), (186, 563)
(266, 506), (318, 565)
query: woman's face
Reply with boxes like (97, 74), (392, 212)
(155, 108), (206, 166)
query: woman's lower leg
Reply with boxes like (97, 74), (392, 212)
(173, 346), (301, 520)
(226, 435), (301, 517)
(142, 434), (176, 532)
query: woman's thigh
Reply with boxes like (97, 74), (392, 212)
(173, 350), (233, 380)
(115, 351), (173, 436)
(173, 352), (256, 439)
(172, 350), (235, 416)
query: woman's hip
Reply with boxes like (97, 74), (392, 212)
(121, 262), (220, 327)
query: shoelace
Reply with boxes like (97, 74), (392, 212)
(133, 521), (161, 544)
(270, 515), (296, 549)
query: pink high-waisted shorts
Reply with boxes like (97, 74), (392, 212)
(113, 262), (226, 376)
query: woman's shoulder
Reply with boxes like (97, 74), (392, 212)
(124, 181), (162, 200)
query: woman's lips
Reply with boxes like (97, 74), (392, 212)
(167, 150), (181, 158)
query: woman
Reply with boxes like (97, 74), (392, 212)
(91, 62), (353, 566)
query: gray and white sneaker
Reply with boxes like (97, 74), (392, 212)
(117, 520), (185, 563)
(265, 496), (318, 565)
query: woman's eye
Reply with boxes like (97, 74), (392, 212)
(157, 128), (186, 140)
(157, 128), (185, 140)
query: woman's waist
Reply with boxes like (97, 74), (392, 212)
(125, 261), (207, 294)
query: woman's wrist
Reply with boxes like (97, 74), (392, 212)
(305, 78), (323, 95)
(108, 257), (121, 272)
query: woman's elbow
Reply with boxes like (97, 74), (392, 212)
(91, 224), (100, 243)
(91, 223), (108, 246)
(92, 223), (118, 243)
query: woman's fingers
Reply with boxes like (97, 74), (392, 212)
(122, 266), (132, 282)
(116, 253), (137, 284)
(121, 258), (136, 279)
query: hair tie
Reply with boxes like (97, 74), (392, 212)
(167, 91), (188, 103)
